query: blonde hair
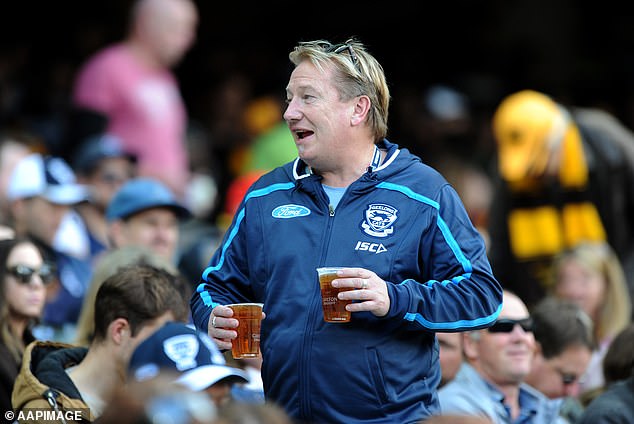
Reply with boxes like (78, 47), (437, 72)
(553, 242), (631, 343)
(74, 246), (179, 346)
(288, 38), (390, 142)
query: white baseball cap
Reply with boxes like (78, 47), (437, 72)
(7, 153), (89, 204)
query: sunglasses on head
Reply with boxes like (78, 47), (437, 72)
(317, 40), (359, 67)
(487, 317), (533, 333)
(7, 263), (55, 285)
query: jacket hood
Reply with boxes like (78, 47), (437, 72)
(12, 340), (89, 413)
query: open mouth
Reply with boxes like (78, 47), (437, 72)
(296, 130), (314, 140)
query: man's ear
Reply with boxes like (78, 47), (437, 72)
(350, 95), (371, 126)
(107, 220), (124, 249)
(109, 317), (130, 345)
(533, 340), (542, 359)
(462, 331), (480, 361)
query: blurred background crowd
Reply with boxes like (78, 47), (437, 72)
(3, 1), (634, 228)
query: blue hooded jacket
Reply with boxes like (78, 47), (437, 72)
(192, 139), (502, 423)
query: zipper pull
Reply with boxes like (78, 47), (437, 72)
(44, 389), (58, 409)
(328, 204), (335, 216)
(43, 389), (69, 424)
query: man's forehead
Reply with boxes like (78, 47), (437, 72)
(500, 292), (529, 317)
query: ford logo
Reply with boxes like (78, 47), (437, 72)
(271, 204), (311, 219)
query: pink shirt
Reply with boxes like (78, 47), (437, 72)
(73, 44), (189, 196)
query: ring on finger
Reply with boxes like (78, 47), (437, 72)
(212, 315), (217, 328)
(362, 279), (368, 290)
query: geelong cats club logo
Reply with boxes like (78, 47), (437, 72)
(361, 203), (398, 237)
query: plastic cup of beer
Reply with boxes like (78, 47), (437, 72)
(316, 267), (354, 323)
(227, 303), (263, 359)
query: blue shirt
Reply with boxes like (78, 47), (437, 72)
(439, 363), (568, 423)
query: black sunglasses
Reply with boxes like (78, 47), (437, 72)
(318, 41), (359, 67)
(557, 370), (579, 386)
(487, 317), (533, 333)
(7, 263), (55, 285)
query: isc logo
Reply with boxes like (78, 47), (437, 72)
(354, 241), (387, 254)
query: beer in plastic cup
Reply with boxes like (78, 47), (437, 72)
(316, 267), (354, 323)
(227, 303), (263, 359)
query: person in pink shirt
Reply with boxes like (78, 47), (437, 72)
(72, 0), (198, 200)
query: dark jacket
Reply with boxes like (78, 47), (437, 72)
(192, 139), (502, 423)
(579, 375), (634, 423)
(0, 329), (34, 424)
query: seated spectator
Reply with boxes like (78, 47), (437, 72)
(525, 296), (595, 422)
(6, 153), (92, 341)
(11, 264), (189, 421)
(74, 245), (186, 347)
(438, 290), (566, 423)
(0, 238), (51, 416)
(437, 331), (464, 388)
(581, 323), (634, 406)
(128, 321), (248, 408)
(577, 368), (634, 423)
(602, 323), (634, 386)
(71, 132), (137, 259)
(552, 242), (632, 395)
(106, 177), (190, 264)
(96, 373), (218, 424)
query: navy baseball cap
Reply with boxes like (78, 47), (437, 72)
(105, 177), (190, 221)
(72, 133), (136, 175)
(129, 322), (248, 391)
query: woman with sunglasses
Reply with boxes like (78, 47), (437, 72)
(0, 237), (52, 414)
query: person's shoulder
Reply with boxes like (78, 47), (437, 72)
(386, 147), (449, 190)
(25, 341), (85, 370)
(12, 341), (78, 415)
(439, 380), (494, 417)
(585, 377), (634, 409)
(253, 161), (297, 186)
(77, 43), (132, 76)
(579, 380), (634, 423)
(0, 340), (18, 382)
(85, 42), (127, 61)
(439, 365), (480, 398)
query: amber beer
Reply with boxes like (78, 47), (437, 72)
(316, 267), (353, 323)
(227, 303), (263, 359)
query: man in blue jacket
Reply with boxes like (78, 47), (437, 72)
(191, 38), (503, 423)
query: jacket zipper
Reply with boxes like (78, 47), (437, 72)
(299, 195), (338, 420)
(44, 389), (69, 424)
